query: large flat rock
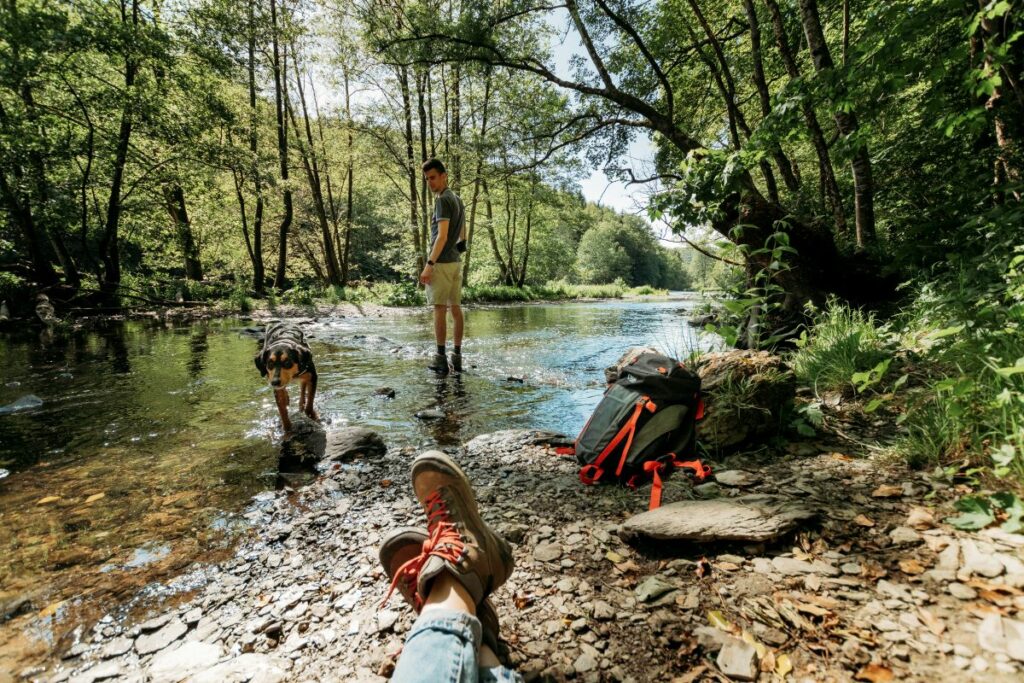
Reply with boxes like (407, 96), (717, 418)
(617, 495), (815, 543)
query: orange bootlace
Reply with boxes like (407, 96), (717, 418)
(381, 491), (465, 608)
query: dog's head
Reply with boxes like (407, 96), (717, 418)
(255, 343), (312, 390)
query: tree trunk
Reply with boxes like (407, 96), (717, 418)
(247, 0), (264, 295)
(342, 67), (354, 282)
(0, 167), (58, 285)
(743, 0), (800, 193)
(481, 178), (509, 283)
(685, 0), (779, 203)
(462, 67), (492, 283)
(798, 0), (875, 247)
(288, 50), (342, 286)
(271, 0), (292, 290)
(98, 0), (140, 301)
(163, 184), (203, 280)
(516, 178), (536, 288)
(417, 68), (430, 261)
(978, 1), (1022, 195)
(398, 66), (423, 274)
(764, 0), (846, 235)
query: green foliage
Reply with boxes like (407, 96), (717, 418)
(791, 301), (893, 395)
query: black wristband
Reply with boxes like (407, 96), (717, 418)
(426, 259), (435, 266)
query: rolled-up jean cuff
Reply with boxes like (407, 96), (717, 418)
(407, 608), (482, 649)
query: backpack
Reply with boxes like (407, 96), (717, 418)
(557, 352), (710, 510)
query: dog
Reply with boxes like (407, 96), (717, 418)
(254, 322), (318, 432)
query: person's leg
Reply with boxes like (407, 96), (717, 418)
(434, 304), (448, 347)
(452, 305), (464, 347)
(391, 572), (480, 683)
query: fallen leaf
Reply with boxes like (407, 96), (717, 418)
(861, 560), (888, 580)
(513, 593), (533, 610)
(966, 580), (1023, 596)
(965, 603), (1006, 618)
(605, 550), (624, 563)
(906, 506), (935, 530)
(793, 601), (832, 618)
(707, 610), (736, 633)
(978, 589), (1014, 607)
(830, 452), (853, 461)
(917, 608), (945, 636)
(37, 601), (65, 618)
(716, 561), (740, 572)
(775, 653), (792, 680)
(872, 485), (903, 498)
(853, 514), (876, 527)
(379, 479), (392, 488)
(85, 492), (105, 504)
(36, 496), (60, 505)
(759, 649), (776, 673)
(740, 630), (767, 658)
(854, 664), (894, 682)
(613, 560), (639, 574)
(898, 558), (926, 575)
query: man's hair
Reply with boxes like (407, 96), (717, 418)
(421, 158), (446, 175)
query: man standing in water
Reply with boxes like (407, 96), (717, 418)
(419, 158), (466, 374)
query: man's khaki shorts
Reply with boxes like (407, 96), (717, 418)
(426, 261), (462, 305)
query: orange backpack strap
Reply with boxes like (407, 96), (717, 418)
(672, 457), (712, 481)
(554, 446), (575, 456)
(642, 461), (667, 510)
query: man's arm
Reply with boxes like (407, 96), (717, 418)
(428, 219), (448, 263)
(420, 218), (448, 285)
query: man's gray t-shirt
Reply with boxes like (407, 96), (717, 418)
(430, 188), (465, 263)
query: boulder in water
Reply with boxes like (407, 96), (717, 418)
(0, 394), (43, 416)
(322, 427), (386, 463)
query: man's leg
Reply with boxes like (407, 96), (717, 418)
(452, 305), (464, 347)
(434, 304), (448, 347)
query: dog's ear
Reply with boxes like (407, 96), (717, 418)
(254, 351), (267, 377)
(298, 346), (312, 374)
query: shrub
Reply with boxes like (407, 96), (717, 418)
(791, 300), (893, 395)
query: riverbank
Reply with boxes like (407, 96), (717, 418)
(27, 411), (1024, 682)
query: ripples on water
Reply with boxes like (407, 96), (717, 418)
(0, 297), (718, 657)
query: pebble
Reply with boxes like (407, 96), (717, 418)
(533, 542), (562, 562)
(716, 638), (759, 681)
(948, 582), (977, 600)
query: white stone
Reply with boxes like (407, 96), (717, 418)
(149, 642), (223, 683)
(716, 638), (759, 681)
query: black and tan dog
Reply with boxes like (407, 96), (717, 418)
(255, 322), (318, 432)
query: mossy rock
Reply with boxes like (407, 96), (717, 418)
(696, 350), (795, 452)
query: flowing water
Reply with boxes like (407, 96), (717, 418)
(0, 295), (719, 661)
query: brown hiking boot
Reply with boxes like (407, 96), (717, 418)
(379, 526), (503, 655)
(409, 450), (515, 606)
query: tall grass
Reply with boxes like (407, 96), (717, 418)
(790, 300), (892, 395)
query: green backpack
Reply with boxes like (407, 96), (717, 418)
(558, 352), (710, 509)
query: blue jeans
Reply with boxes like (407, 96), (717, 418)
(391, 609), (523, 683)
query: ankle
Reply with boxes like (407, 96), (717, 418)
(422, 572), (476, 615)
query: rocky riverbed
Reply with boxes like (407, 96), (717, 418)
(22, 410), (1024, 683)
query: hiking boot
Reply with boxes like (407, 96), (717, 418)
(379, 526), (503, 655)
(409, 450), (515, 606)
(449, 351), (462, 373)
(427, 352), (449, 373)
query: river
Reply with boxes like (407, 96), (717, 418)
(0, 295), (719, 666)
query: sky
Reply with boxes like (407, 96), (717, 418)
(548, 14), (679, 247)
